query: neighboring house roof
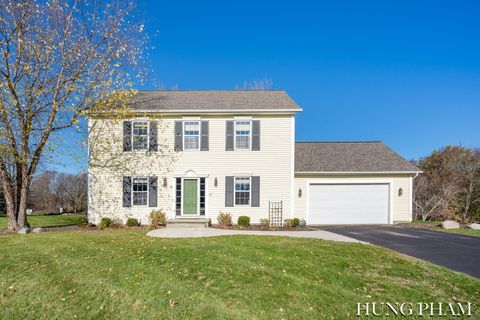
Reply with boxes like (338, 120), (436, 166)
(295, 141), (421, 173)
(127, 90), (302, 113)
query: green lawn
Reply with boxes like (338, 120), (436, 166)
(411, 220), (480, 237)
(411, 220), (443, 225)
(440, 228), (480, 237)
(0, 230), (478, 319)
(0, 213), (84, 229)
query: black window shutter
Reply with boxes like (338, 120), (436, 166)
(149, 121), (158, 151)
(200, 178), (206, 215)
(149, 176), (157, 207)
(175, 178), (182, 215)
(174, 121), (183, 151)
(252, 120), (260, 151)
(200, 121), (209, 151)
(226, 121), (234, 151)
(225, 176), (234, 207)
(122, 176), (132, 207)
(123, 121), (132, 152)
(251, 176), (260, 207)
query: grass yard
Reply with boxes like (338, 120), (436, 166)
(440, 228), (480, 237)
(411, 220), (480, 237)
(0, 230), (478, 319)
(0, 213), (85, 229)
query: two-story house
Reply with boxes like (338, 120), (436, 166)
(88, 90), (420, 226)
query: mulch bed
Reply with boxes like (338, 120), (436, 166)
(82, 225), (151, 231)
(212, 224), (312, 231)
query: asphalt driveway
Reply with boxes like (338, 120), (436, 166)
(317, 225), (480, 278)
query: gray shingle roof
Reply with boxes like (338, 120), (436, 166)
(128, 90), (301, 112)
(295, 142), (421, 173)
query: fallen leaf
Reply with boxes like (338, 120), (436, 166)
(168, 300), (177, 308)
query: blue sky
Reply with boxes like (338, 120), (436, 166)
(56, 0), (480, 173)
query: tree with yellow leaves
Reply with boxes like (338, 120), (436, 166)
(0, 0), (146, 230)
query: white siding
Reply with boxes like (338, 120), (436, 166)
(88, 115), (294, 225)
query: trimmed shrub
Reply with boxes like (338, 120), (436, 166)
(283, 219), (293, 228)
(149, 210), (166, 228)
(292, 218), (300, 227)
(99, 217), (112, 229)
(259, 218), (270, 227)
(238, 216), (250, 227)
(126, 218), (140, 227)
(78, 215), (88, 226)
(217, 212), (232, 227)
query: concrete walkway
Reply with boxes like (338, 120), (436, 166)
(146, 227), (362, 243)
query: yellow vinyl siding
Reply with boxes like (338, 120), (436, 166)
(88, 115), (294, 225)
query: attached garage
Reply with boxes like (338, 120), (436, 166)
(307, 183), (390, 225)
(294, 142), (422, 225)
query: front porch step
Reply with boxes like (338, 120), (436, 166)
(166, 218), (210, 228)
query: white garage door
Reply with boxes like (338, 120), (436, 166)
(308, 183), (390, 225)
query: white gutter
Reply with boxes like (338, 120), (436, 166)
(132, 108), (303, 113)
(87, 110), (303, 118)
(295, 171), (423, 175)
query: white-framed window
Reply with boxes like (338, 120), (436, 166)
(132, 121), (149, 151)
(234, 177), (251, 206)
(183, 121), (200, 150)
(234, 120), (251, 150)
(132, 177), (148, 206)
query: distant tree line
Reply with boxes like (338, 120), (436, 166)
(413, 146), (480, 222)
(28, 171), (87, 215)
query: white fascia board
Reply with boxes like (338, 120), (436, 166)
(131, 109), (302, 114)
(87, 110), (302, 118)
(295, 171), (423, 175)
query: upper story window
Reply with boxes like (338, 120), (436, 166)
(132, 177), (148, 206)
(235, 120), (251, 150)
(234, 177), (251, 206)
(183, 121), (200, 150)
(132, 121), (149, 151)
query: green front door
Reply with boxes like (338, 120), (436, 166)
(183, 179), (198, 215)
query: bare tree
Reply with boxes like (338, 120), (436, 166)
(457, 148), (480, 222)
(28, 170), (88, 214)
(413, 145), (480, 222)
(236, 78), (273, 90)
(0, 0), (146, 230)
(29, 171), (57, 212)
(413, 174), (458, 221)
(52, 172), (68, 211)
(64, 172), (87, 214)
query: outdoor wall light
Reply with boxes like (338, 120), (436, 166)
(163, 177), (167, 188)
(298, 188), (302, 198)
(398, 187), (403, 197)
(214, 178), (218, 187)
